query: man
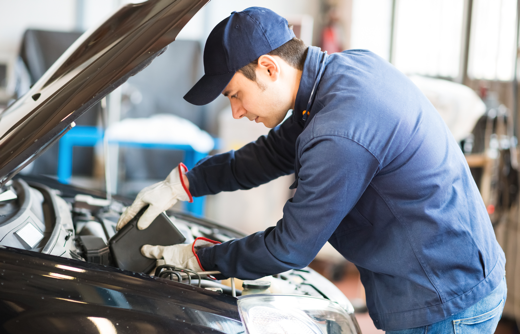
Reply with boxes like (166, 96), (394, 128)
(117, 7), (506, 333)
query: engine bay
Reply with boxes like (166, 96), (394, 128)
(0, 178), (355, 314)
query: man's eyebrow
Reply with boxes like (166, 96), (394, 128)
(223, 90), (230, 97)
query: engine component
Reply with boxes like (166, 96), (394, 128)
(154, 264), (203, 287)
(242, 280), (271, 295)
(76, 221), (108, 244)
(0, 186), (17, 202)
(109, 206), (185, 273)
(76, 235), (110, 265)
(74, 194), (111, 212)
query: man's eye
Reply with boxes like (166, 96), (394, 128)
(231, 94), (238, 99)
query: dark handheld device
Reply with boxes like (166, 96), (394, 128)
(109, 206), (186, 273)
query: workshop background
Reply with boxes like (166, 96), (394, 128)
(1, 0), (520, 333)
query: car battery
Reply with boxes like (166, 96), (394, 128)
(76, 235), (111, 265)
(109, 206), (186, 273)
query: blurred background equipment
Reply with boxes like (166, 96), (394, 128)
(14, 29), (100, 180)
(0, 53), (14, 104)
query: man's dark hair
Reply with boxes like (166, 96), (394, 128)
(239, 37), (308, 82)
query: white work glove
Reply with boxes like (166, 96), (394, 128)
(116, 163), (192, 230)
(141, 237), (220, 272)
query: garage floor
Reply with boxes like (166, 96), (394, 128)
(333, 273), (383, 334)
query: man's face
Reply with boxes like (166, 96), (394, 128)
(222, 60), (292, 128)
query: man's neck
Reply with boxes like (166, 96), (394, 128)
(290, 69), (303, 110)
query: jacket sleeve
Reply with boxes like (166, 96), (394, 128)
(186, 114), (303, 197)
(197, 135), (381, 279)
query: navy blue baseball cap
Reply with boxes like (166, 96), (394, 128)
(183, 7), (295, 106)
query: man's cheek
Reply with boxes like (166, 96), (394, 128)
(243, 103), (254, 116)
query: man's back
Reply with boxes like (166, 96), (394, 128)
(299, 49), (505, 330)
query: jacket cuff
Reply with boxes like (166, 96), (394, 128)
(192, 237), (220, 272)
(185, 170), (203, 198)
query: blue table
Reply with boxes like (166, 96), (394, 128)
(57, 125), (212, 216)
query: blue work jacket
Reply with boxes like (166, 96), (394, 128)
(186, 46), (505, 331)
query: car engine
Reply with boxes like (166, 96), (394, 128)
(0, 178), (357, 319)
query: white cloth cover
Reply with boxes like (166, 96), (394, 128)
(106, 114), (214, 153)
(410, 75), (486, 141)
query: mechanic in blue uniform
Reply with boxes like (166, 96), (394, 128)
(117, 7), (507, 333)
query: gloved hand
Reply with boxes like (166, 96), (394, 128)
(117, 163), (192, 230)
(141, 237), (220, 272)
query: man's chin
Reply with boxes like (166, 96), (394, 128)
(254, 117), (271, 128)
(257, 112), (288, 128)
(266, 114), (290, 128)
(262, 120), (276, 128)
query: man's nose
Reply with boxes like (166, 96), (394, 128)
(231, 101), (246, 119)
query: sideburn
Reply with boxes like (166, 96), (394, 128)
(238, 65), (266, 91)
(256, 78), (267, 91)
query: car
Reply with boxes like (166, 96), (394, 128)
(0, 1), (361, 333)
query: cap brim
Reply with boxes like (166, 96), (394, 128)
(184, 71), (235, 106)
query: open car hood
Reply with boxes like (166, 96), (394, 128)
(0, 0), (208, 187)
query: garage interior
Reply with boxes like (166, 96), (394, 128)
(1, 0), (520, 333)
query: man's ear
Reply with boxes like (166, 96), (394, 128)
(257, 55), (280, 82)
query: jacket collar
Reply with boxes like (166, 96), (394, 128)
(292, 46), (327, 125)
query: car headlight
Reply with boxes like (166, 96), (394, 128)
(237, 295), (360, 334)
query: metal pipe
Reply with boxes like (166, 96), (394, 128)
(458, 0), (474, 84)
(195, 271), (221, 276)
(101, 98), (112, 203)
(513, 0), (520, 138)
(388, 0), (397, 64)
(231, 277), (236, 298)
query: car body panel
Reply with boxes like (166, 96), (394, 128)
(0, 246), (244, 334)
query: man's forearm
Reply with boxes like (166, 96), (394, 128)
(186, 116), (302, 197)
(183, 174), (189, 190)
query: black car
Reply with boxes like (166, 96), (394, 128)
(0, 1), (361, 333)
